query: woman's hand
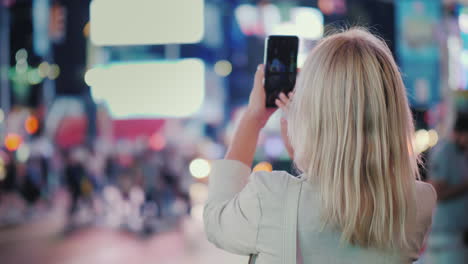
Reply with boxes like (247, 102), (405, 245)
(246, 64), (277, 128)
(275, 92), (295, 160)
(224, 65), (278, 166)
(275, 92), (293, 117)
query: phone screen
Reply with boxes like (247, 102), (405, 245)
(264, 36), (299, 107)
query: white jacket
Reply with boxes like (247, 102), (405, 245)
(204, 160), (437, 264)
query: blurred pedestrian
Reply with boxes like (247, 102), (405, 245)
(425, 112), (468, 264)
(64, 149), (86, 215)
(1, 152), (17, 193)
(20, 158), (43, 205)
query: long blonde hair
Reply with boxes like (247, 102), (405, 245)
(288, 28), (419, 249)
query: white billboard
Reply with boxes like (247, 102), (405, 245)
(90, 0), (204, 46)
(88, 59), (205, 118)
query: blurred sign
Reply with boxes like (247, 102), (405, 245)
(234, 4), (323, 40)
(89, 59), (205, 118)
(33, 0), (50, 57)
(55, 116), (87, 148)
(113, 119), (165, 140)
(396, 0), (441, 108)
(90, 0), (204, 46)
(272, 7), (324, 40)
(46, 97), (86, 148)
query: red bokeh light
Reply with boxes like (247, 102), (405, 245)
(318, 0), (335, 15)
(149, 133), (166, 151)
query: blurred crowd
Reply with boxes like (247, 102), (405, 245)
(0, 136), (193, 235)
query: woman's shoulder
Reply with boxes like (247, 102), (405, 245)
(414, 180), (437, 203)
(250, 170), (303, 196)
(413, 180), (437, 219)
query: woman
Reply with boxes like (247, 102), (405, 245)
(204, 28), (437, 263)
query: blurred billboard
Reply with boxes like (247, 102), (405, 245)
(90, 0), (204, 46)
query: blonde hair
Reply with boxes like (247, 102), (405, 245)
(288, 28), (419, 249)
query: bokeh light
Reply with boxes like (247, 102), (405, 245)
(103, 185), (122, 203)
(291, 7), (324, 39)
(318, 0), (335, 15)
(214, 60), (232, 77)
(83, 21), (91, 37)
(149, 133), (166, 151)
(459, 13), (468, 34)
(25, 115), (40, 134)
(84, 67), (100, 86)
(272, 7), (323, 40)
(27, 69), (43, 85)
(38, 62), (50, 77)
(253, 161), (273, 172)
(234, 4), (258, 36)
(427, 129), (439, 147)
(0, 166), (5, 181)
(414, 129), (430, 154)
(129, 187), (145, 205)
(48, 64), (60, 80)
(15, 48), (28, 62)
(189, 158), (211, 179)
(16, 61), (28, 73)
(0, 155), (5, 181)
(461, 50), (468, 66)
(4, 133), (22, 152)
(16, 144), (30, 163)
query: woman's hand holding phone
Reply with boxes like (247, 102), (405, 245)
(246, 64), (277, 128)
(224, 64), (276, 167)
(276, 92), (295, 160)
(224, 66), (293, 167)
(275, 92), (293, 116)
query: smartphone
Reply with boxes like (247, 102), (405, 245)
(264, 35), (299, 108)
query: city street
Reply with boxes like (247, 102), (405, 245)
(1, 1), (468, 263)
(0, 211), (246, 264)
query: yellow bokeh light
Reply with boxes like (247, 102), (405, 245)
(27, 69), (42, 85)
(48, 64), (60, 80)
(190, 158), (211, 179)
(414, 129), (429, 154)
(38, 62), (50, 78)
(214, 60), (232, 77)
(253, 162), (273, 172)
(83, 22), (91, 37)
(5, 133), (22, 152)
(427, 129), (439, 147)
